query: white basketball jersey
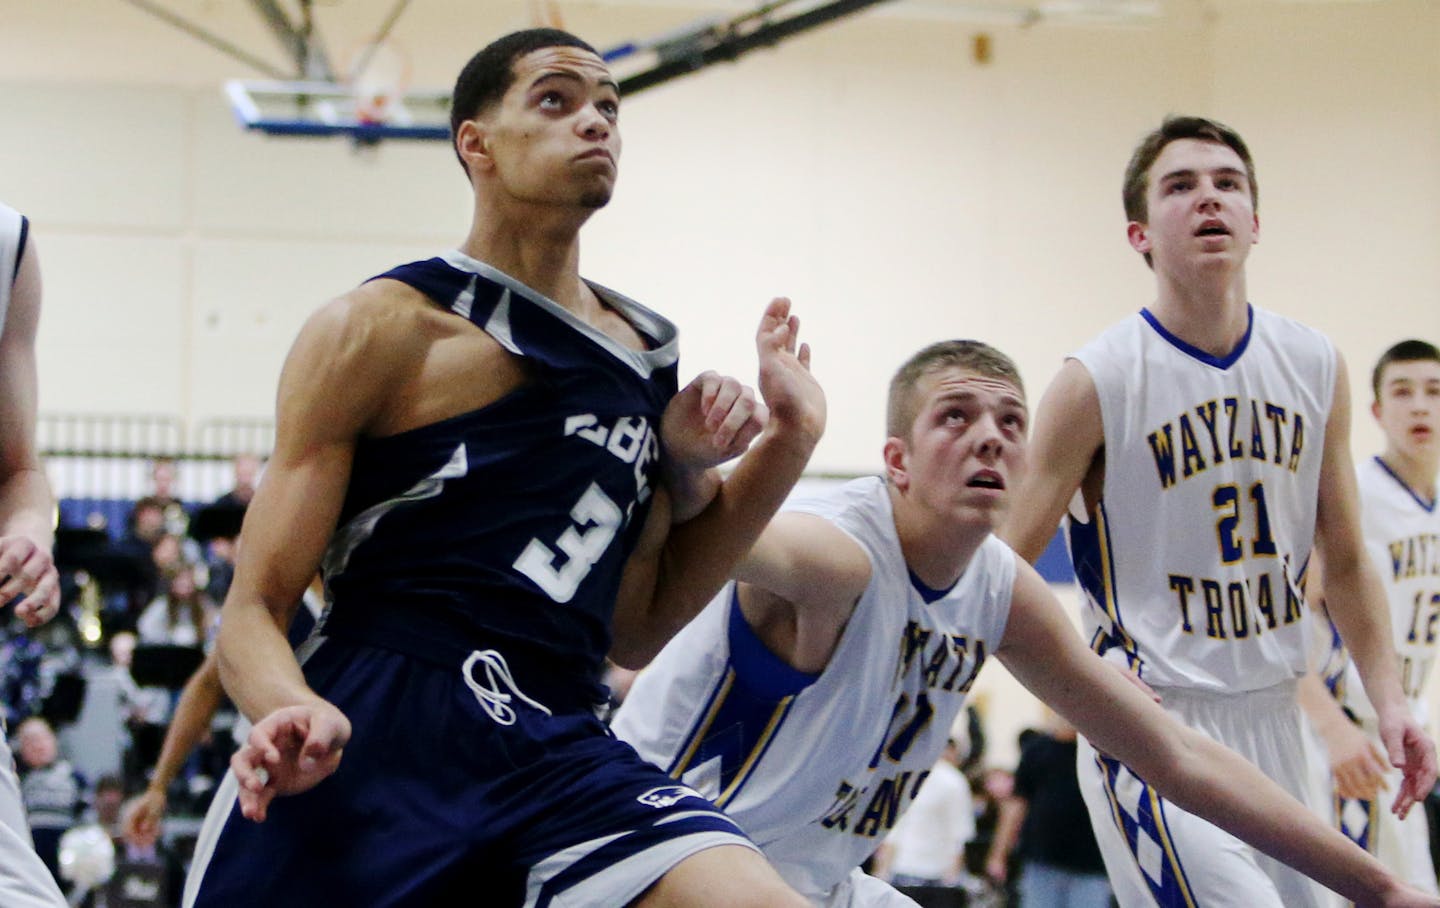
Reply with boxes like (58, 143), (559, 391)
(1069, 306), (1334, 692)
(611, 477), (1014, 900)
(1328, 456), (1440, 722)
(0, 203), (25, 334)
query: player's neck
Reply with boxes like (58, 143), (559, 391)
(890, 495), (986, 590)
(461, 204), (593, 313)
(1149, 268), (1250, 357)
(1378, 448), (1439, 502)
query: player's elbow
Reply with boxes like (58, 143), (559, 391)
(606, 636), (656, 672)
(1130, 730), (1214, 812)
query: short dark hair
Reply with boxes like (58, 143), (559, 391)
(449, 29), (600, 171)
(886, 340), (1024, 439)
(1122, 115), (1258, 235)
(1372, 339), (1440, 400)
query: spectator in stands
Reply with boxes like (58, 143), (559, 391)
(108, 631), (169, 797)
(135, 565), (214, 649)
(90, 774), (125, 841)
(15, 716), (88, 886)
(91, 795), (185, 908)
(190, 503), (246, 607)
(985, 714), (1112, 908)
(211, 453), (261, 510)
(874, 733), (977, 905)
(109, 498), (167, 623)
(146, 458), (188, 538)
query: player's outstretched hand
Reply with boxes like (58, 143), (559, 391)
(123, 788), (167, 843)
(662, 371), (767, 471)
(0, 535), (59, 627)
(1328, 719), (1390, 801)
(1379, 710), (1437, 818)
(233, 700), (351, 822)
(754, 297), (825, 446)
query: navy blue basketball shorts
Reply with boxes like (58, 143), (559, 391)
(183, 637), (756, 907)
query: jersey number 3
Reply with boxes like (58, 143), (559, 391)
(514, 483), (622, 603)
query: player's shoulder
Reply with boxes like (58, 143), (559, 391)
(277, 279), (448, 414)
(304, 278), (445, 358)
(1249, 305), (1334, 360)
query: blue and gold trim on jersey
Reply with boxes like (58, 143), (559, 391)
(1096, 753), (1199, 908)
(666, 588), (820, 809)
(1335, 793), (1379, 854)
(1068, 502), (1142, 671)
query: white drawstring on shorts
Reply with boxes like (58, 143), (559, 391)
(462, 649), (553, 726)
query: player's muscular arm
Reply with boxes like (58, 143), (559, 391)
(1314, 353), (1437, 814)
(1000, 359), (1103, 563)
(730, 513), (871, 672)
(610, 299), (824, 668)
(217, 287), (413, 721)
(997, 562), (1422, 908)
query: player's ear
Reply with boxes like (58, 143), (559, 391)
(1126, 220), (1151, 256)
(456, 120), (493, 172)
(882, 436), (910, 492)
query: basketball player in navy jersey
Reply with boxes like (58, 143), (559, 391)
(0, 201), (67, 907)
(1004, 116), (1436, 908)
(184, 29), (823, 908)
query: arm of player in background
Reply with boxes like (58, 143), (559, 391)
(1312, 351), (1436, 816)
(999, 358), (1103, 564)
(126, 652), (225, 840)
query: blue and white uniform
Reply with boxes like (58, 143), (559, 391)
(613, 477), (1014, 907)
(185, 251), (754, 908)
(0, 201), (67, 908)
(1316, 455), (1440, 894)
(1067, 305), (1336, 908)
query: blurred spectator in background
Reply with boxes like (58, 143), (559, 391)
(210, 453), (261, 511)
(986, 714), (1111, 908)
(874, 731), (977, 905)
(16, 716), (89, 887)
(135, 565), (213, 650)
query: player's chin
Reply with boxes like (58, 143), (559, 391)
(579, 188), (613, 209)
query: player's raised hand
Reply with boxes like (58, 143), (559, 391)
(0, 534), (59, 627)
(661, 371), (767, 472)
(755, 297), (825, 446)
(1378, 710), (1437, 819)
(233, 700), (351, 822)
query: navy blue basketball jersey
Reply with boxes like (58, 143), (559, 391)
(318, 250), (679, 692)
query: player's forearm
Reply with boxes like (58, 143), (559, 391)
(986, 797), (1025, 867)
(1325, 563), (1408, 716)
(0, 466), (54, 548)
(663, 463), (722, 525)
(1147, 727), (1398, 905)
(621, 420), (817, 665)
(149, 659), (225, 792)
(216, 599), (316, 722)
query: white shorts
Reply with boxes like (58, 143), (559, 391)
(1077, 679), (1334, 908)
